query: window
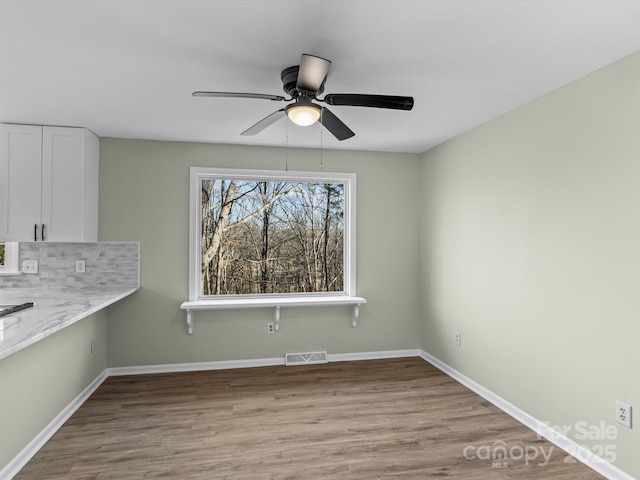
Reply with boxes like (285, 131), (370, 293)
(0, 242), (20, 276)
(188, 167), (358, 303)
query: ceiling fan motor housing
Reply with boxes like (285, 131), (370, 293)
(281, 66), (325, 97)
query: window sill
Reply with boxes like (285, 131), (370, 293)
(180, 296), (367, 334)
(0, 271), (22, 277)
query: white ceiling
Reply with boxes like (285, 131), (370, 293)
(1, 1), (640, 154)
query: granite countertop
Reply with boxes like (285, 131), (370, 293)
(0, 286), (139, 361)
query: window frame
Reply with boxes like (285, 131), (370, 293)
(187, 167), (358, 304)
(0, 242), (20, 276)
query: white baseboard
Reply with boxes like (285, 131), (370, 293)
(107, 356), (285, 376)
(0, 370), (108, 480)
(107, 349), (421, 376)
(328, 348), (421, 363)
(418, 350), (637, 480)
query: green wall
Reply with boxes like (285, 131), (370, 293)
(99, 141), (422, 367)
(420, 51), (640, 477)
(0, 310), (107, 471)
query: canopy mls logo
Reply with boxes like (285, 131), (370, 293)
(537, 420), (618, 464)
(463, 441), (555, 468)
(462, 420), (619, 469)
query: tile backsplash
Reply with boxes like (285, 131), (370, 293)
(0, 242), (139, 288)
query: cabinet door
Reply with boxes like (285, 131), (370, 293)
(41, 127), (87, 242)
(0, 124), (43, 242)
(83, 131), (99, 242)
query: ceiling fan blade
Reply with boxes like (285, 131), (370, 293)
(323, 94), (414, 110)
(296, 54), (331, 93)
(241, 109), (286, 136)
(193, 91), (287, 101)
(319, 107), (355, 141)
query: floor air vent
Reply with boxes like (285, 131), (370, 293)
(285, 351), (328, 366)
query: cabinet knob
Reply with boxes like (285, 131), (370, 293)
(34, 224), (38, 242)
(41, 224), (46, 241)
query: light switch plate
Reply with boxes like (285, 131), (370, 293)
(76, 260), (86, 273)
(23, 260), (38, 274)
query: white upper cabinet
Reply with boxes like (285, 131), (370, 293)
(0, 124), (99, 242)
(0, 124), (42, 242)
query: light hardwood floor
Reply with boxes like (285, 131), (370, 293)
(15, 358), (604, 479)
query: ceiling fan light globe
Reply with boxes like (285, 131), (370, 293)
(287, 104), (321, 126)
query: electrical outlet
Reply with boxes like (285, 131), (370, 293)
(76, 260), (86, 273)
(616, 400), (632, 428)
(22, 260), (38, 274)
(267, 322), (275, 334)
(454, 331), (461, 346)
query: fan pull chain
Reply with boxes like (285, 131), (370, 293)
(285, 117), (289, 171)
(320, 110), (324, 171)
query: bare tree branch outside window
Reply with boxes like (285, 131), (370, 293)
(200, 178), (346, 296)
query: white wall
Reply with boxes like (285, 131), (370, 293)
(98, 140), (422, 367)
(420, 51), (640, 477)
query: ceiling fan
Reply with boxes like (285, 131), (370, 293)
(193, 54), (414, 141)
